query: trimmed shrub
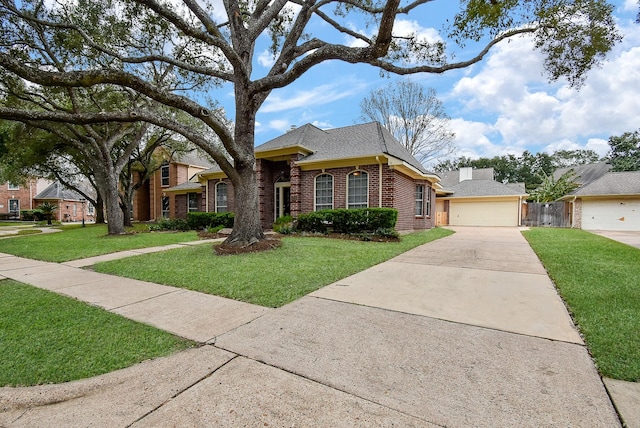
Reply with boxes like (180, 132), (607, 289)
(20, 210), (45, 221)
(295, 208), (397, 234)
(186, 212), (235, 230)
(149, 218), (190, 231)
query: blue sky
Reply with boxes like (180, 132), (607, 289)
(212, 1), (640, 165)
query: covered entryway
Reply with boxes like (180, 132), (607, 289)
(274, 182), (291, 220)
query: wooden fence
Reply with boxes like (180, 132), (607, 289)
(522, 202), (571, 227)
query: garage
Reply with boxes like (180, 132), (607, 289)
(448, 198), (522, 227)
(581, 198), (640, 231)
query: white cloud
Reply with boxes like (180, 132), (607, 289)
(257, 50), (277, 67)
(447, 21), (640, 158)
(268, 119), (290, 133)
(262, 79), (367, 113)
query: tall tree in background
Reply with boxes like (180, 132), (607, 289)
(359, 80), (455, 165)
(607, 130), (640, 171)
(0, 0), (621, 248)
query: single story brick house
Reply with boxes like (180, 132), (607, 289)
(33, 181), (96, 223)
(166, 122), (440, 231)
(559, 170), (640, 231)
(436, 167), (528, 227)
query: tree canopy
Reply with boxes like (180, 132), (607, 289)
(607, 129), (640, 172)
(0, 0), (621, 245)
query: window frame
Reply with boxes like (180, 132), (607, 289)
(347, 170), (369, 209)
(160, 161), (170, 187)
(425, 186), (432, 217)
(187, 192), (199, 212)
(8, 199), (19, 215)
(314, 173), (334, 211)
(7, 183), (19, 190)
(415, 184), (425, 217)
(215, 182), (228, 213)
(161, 196), (170, 218)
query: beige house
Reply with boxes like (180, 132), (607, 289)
(436, 167), (528, 227)
(560, 170), (640, 231)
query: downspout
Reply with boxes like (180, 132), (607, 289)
(376, 156), (383, 207)
(570, 195), (576, 228)
(518, 195), (522, 226)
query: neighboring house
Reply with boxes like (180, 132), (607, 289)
(33, 181), (96, 223)
(559, 169), (640, 231)
(133, 148), (215, 221)
(189, 122), (440, 231)
(0, 178), (51, 219)
(436, 167), (528, 227)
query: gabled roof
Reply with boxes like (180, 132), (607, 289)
(163, 181), (202, 194)
(553, 162), (610, 186)
(171, 148), (217, 169)
(256, 122), (434, 177)
(569, 171), (640, 197)
(34, 181), (83, 200)
(440, 180), (528, 199)
(438, 168), (494, 188)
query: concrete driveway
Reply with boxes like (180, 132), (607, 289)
(0, 227), (623, 427)
(591, 230), (640, 249)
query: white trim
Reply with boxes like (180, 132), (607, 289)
(215, 181), (228, 213)
(314, 173), (334, 211)
(346, 170), (369, 209)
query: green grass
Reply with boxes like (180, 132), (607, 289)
(0, 223), (200, 262)
(0, 280), (194, 387)
(95, 228), (454, 308)
(16, 229), (42, 236)
(522, 228), (640, 382)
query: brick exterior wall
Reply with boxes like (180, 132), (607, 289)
(573, 198), (583, 229)
(201, 160), (435, 231)
(207, 178), (235, 214)
(1, 181), (35, 217)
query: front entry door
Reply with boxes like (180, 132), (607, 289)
(275, 182), (291, 219)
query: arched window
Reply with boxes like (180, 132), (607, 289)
(315, 173), (334, 211)
(347, 170), (368, 209)
(216, 182), (228, 213)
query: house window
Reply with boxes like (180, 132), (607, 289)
(7, 183), (19, 190)
(188, 193), (198, 212)
(347, 170), (368, 209)
(88, 204), (95, 215)
(8, 199), (19, 217)
(73, 204), (77, 217)
(216, 182), (228, 213)
(415, 185), (424, 216)
(315, 173), (333, 211)
(426, 186), (432, 217)
(161, 161), (170, 187)
(161, 196), (170, 218)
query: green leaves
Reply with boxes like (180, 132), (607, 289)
(607, 129), (640, 172)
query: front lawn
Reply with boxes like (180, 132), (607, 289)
(0, 280), (194, 386)
(522, 228), (640, 382)
(95, 228), (454, 308)
(0, 224), (199, 262)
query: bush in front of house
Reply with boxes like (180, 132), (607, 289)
(148, 218), (190, 231)
(186, 212), (235, 230)
(20, 210), (45, 221)
(295, 208), (398, 234)
(273, 215), (295, 234)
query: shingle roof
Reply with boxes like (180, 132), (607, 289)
(256, 122), (432, 175)
(163, 182), (202, 193)
(442, 180), (528, 198)
(438, 168), (494, 188)
(553, 162), (610, 186)
(171, 148), (217, 169)
(572, 171), (640, 196)
(34, 181), (83, 200)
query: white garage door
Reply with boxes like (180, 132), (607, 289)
(582, 199), (640, 231)
(449, 200), (519, 227)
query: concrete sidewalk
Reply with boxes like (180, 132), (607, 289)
(0, 227), (629, 426)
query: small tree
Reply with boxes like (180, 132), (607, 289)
(38, 202), (57, 225)
(529, 170), (580, 202)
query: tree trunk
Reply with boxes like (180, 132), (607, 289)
(95, 195), (105, 224)
(220, 93), (265, 248)
(96, 171), (125, 235)
(224, 161), (265, 247)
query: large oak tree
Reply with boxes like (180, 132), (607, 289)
(0, 0), (620, 247)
